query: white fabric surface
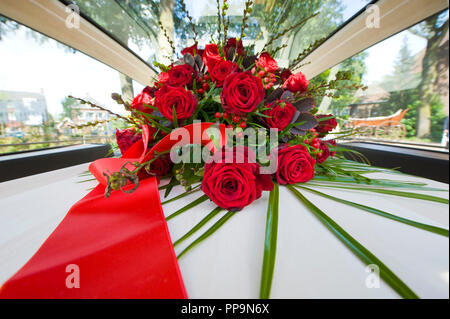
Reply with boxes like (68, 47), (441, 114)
(0, 163), (448, 298)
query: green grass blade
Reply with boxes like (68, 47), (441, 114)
(297, 186), (449, 237)
(287, 186), (419, 299)
(166, 195), (209, 221)
(159, 183), (171, 191)
(312, 175), (429, 188)
(306, 184), (449, 204)
(177, 211), (237, 259)
(173, 206), (223, 247)
(308, 179), (448, 192)
(164, 177), (177, 198)
(160, 185), (201, 206)
(260, 183), (280, 299)
(76, 178), (97, 183)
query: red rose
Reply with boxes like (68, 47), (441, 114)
(257, 52), (278, 72)
(167, 64), (195, 87)
(316, 140), (331, 164)
(316, 114), (338, 136)
(221, 71), (265, 115)
(225, 38), (245, 57)
(147, 155), (172, 176)
(276, 144), (315, 184)
(181, 44), (198, 56)
(155, 85), (197, 121)
(280, 69), (292, 83)
(202, 146), (273, 211)
(282, 71), (309, 93)
(209, 59), (238, 87)
(264, 100), (296, 131)
(203, 43), (222, 70)
(115, 128), (142, 154)
(143, 86), (158, 96)
(130, 90), (153, 114)
(158, 72), (169, 84)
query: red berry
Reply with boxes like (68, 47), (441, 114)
(312, 142), (320, 149)
(202, 82), (210, 90)
(270, 72), (276, 78)
(214, 112), (221, 119)
(264, 77), (270, 83)
(258, 70), (266, 77)
(203, 74), (209, 81)
(232, 115), (240, 123)
(197, 88), (204, 94)
(312, 138), (320, 144)
(239, 121), (247, 129)
(304, 139), (310, 144)
(226, 125), (234, 129)
(223, 112), (230, 119)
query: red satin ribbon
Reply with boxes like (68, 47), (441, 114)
(0, 123), (225, 298)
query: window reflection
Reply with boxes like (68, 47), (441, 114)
(313, 10), (449, 151)
(0, 17), (137, 154)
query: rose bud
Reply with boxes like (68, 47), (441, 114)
(282, 71), (309, 93)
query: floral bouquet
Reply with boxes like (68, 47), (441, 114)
(2, 1), (447, 300)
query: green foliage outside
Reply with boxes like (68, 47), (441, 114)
(377, 37), (447, 142)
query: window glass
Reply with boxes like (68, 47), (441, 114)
(70, 0), (370, 67)
(312, 10), (449, 151)
(0, 16), (140, 154)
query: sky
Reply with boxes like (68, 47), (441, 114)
(0, 27), (144, 117)
(363, 30), (426, 84)
(0, 1), (435, 117)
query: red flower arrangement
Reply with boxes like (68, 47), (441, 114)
(74, 29), (365, 211)
(99, 41), (351, 210)
(57, 6), (440, 302)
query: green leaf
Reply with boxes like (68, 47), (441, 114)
(253, 111), (272, 119)
(159, 183), (173, 191)
(172, 106), (179, 128)
(142, 115), (171, 133)
(260, 183), (279, 299)
(164, 176), (177, 198)
(166, 195), (209, 221)
(177, 211), (237, 259)
(279, 120), (306, 137)
(316, 115), (335, 122)
(306, 184), (449, 205)
(160, 185), (201, 206)
(76, 178), (97, 183)
(247, 121), (265, 128)
(173, 206), (223, 247)
(203, 82), (217, 101)
(200, 109), (211, 122)
(297, 186), (449, 237)
(312, 175), (428, 188)
(287, 185), (419, 299)
(134, 109), (165, 120)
